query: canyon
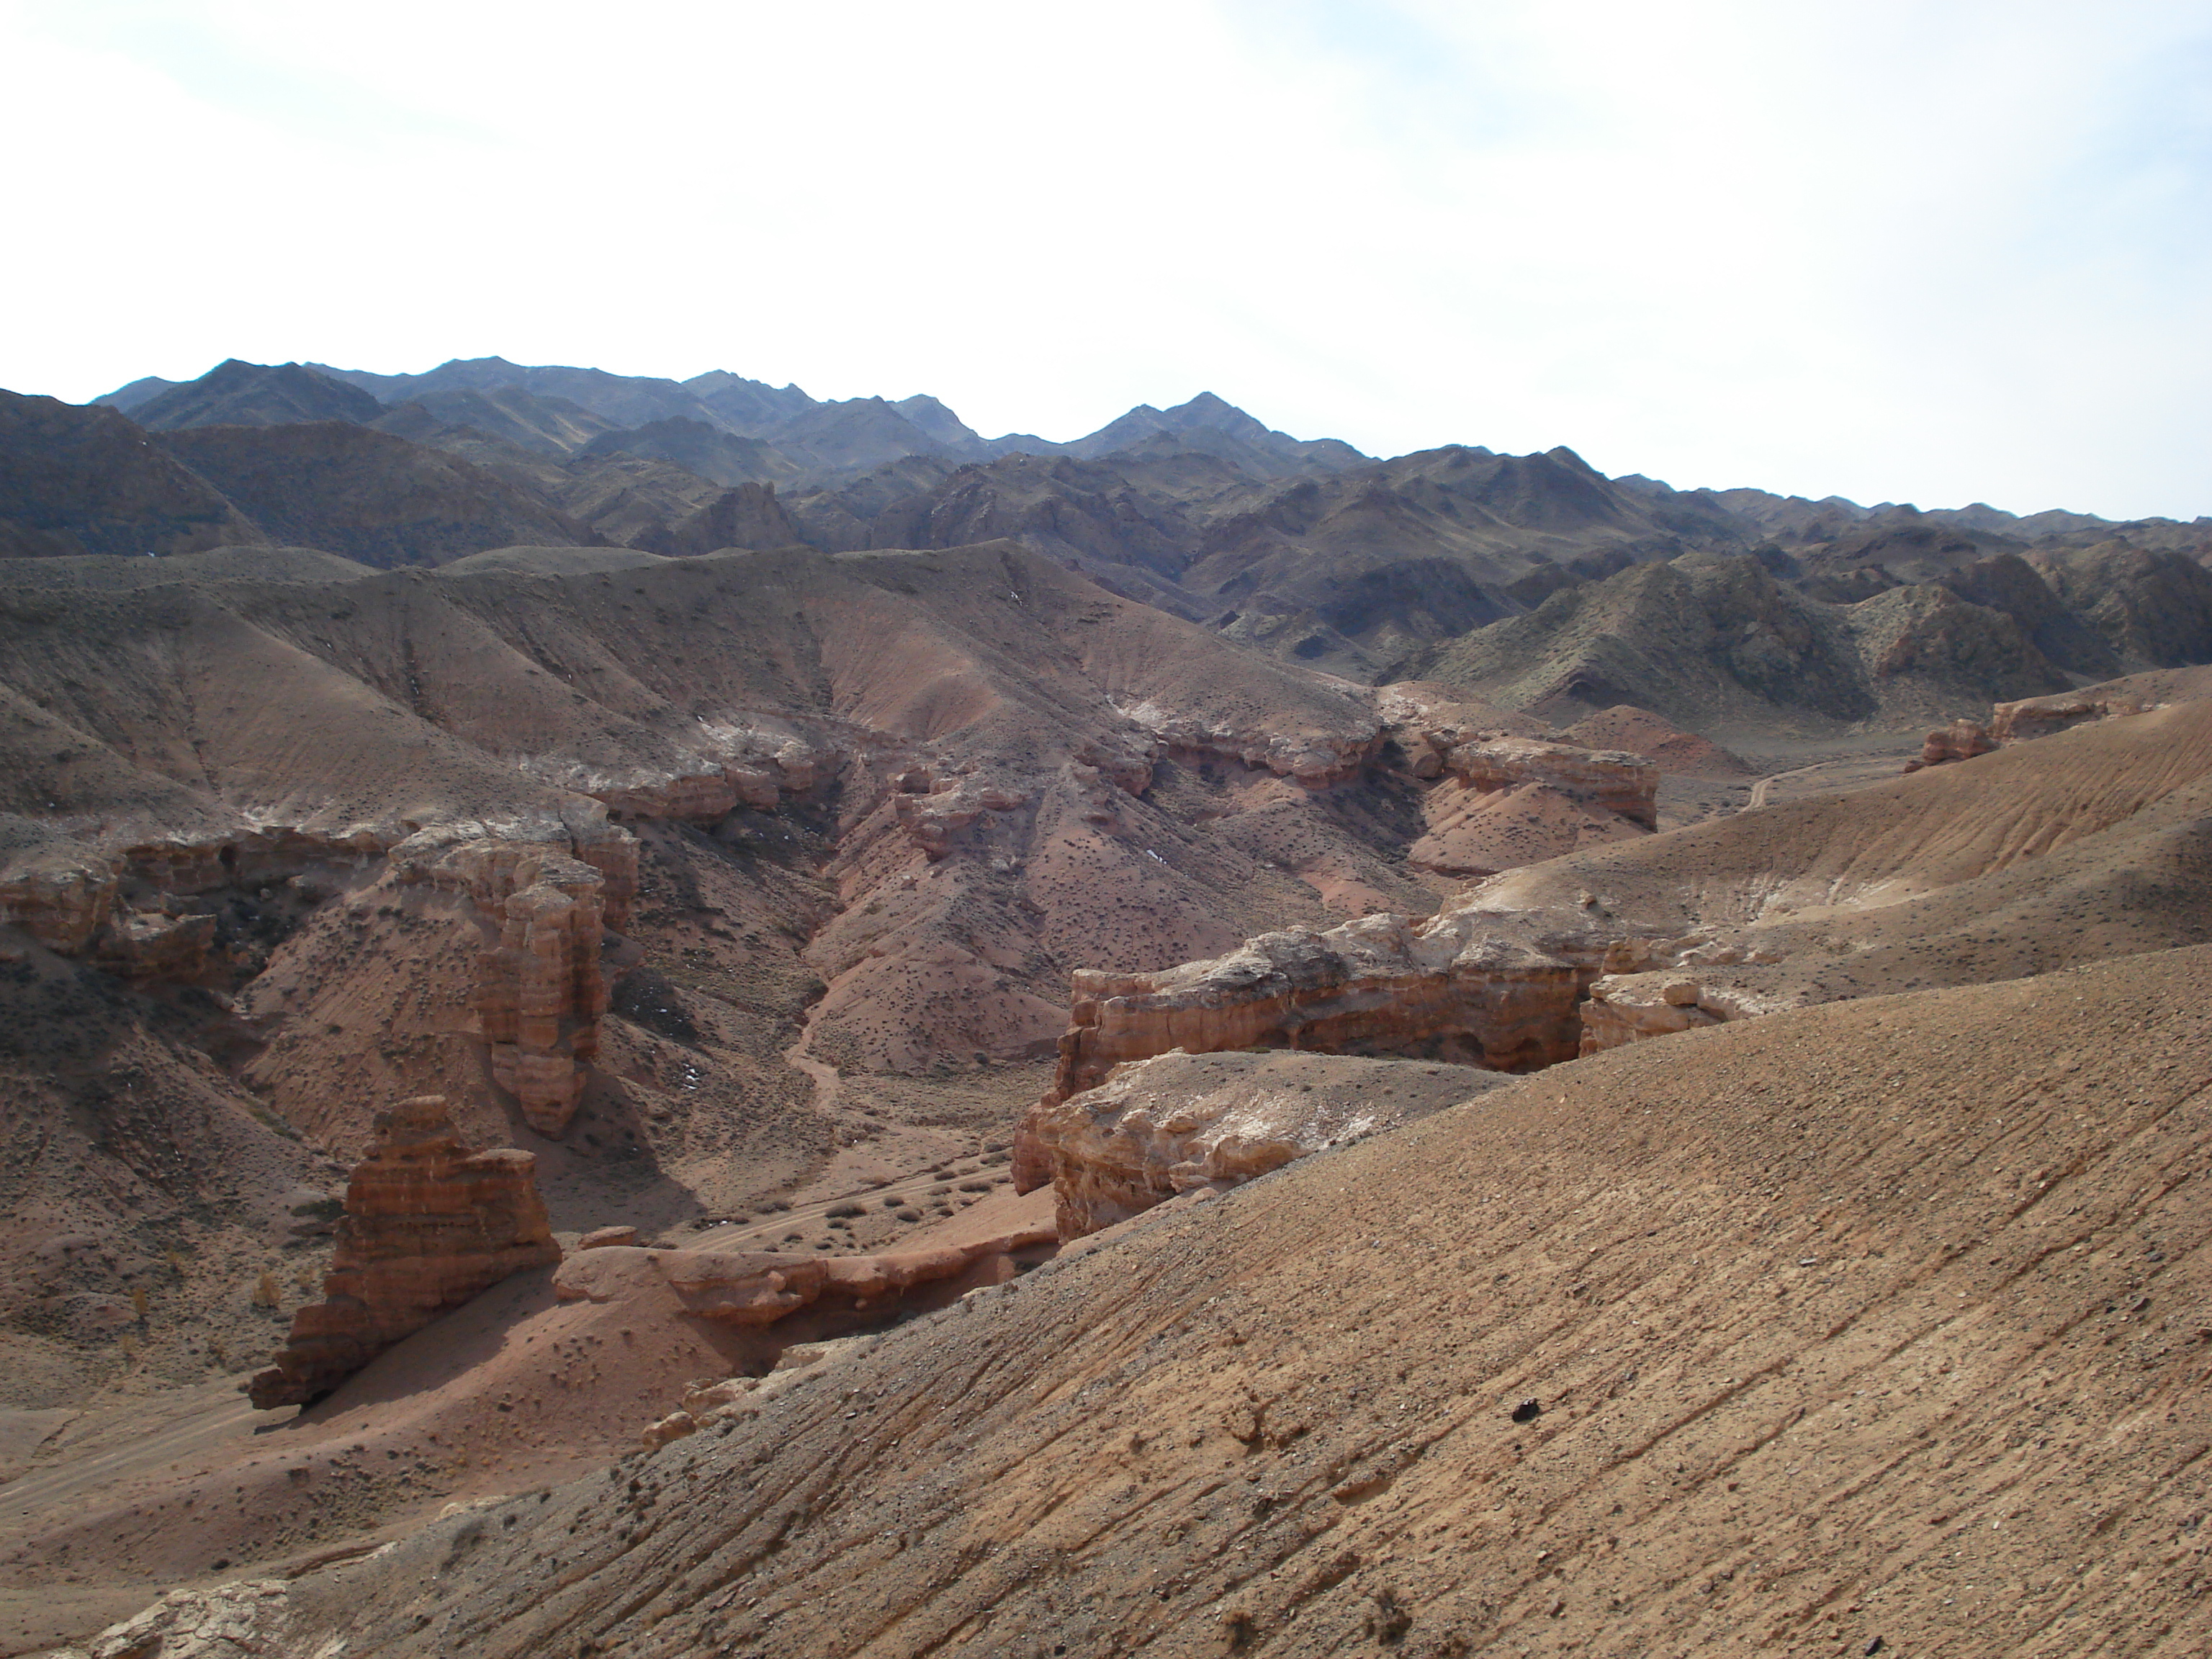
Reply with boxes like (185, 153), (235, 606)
(5, 358), (2212, 1657)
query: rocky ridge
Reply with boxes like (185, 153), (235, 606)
(1032, 695), (2212, 1177)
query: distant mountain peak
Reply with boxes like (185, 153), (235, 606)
(130, 359), (383, 433)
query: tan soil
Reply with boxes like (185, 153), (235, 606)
(114, 940), (2212, 1658)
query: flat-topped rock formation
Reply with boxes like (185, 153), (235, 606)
(1990, 664), (2212, 744)
(1042, 905), (1637, 1115)
(247, 1097), (560, 1408)
(554, 1226), (1055, 1332)
(1022, 1048), (1508, 1237)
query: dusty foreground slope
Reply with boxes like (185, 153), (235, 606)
(105, 943), (2212, 1658)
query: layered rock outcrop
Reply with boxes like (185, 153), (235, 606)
(248, 1097), (559, 1408)
(1042, 906), (1626, 1114)
(583, 732), (829, 824)
(1989, 688), (2155, 744)
(1024, 1048), (1507, 1237)
(1116, 698), (1382, 786)
(400, 826), (637, 1133)
(1394, 734), (1658, 878)
(0, 853), (117, 953)
(553, 1227), (1056, 1328)
(1437, 737), (1658, 827)
(473, 854), (610, 1135)
(1580, 975), (1723, 1051)
(1903, 717), (1997, 771)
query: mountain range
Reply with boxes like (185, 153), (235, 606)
(1, 354), (2199, 738)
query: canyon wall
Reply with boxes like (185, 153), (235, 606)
(1046, 907), (1635, 1108)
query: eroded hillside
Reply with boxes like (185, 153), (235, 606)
(86, 943), (2212, 1658)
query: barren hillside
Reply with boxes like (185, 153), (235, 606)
(70, 942), (2211, 1658)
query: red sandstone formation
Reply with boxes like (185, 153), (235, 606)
(1903, 718), (1997, 771)
(475, 854), (608, 1136)
(400, 828), (637, 1133)
(1039, 905), (1633, 1120)
(247, 1097), (559, 1408)
(1023, 1048), (1506, 1238)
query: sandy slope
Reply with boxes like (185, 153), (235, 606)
(100, 940), (2212, 1658)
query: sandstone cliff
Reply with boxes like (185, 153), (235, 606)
(247, 1097), (559, 1408)
(1041, 904), (1628, 1117)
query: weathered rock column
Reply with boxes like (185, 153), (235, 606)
(248, 1097), (559, 1408)
(472, 852), (611, 1136)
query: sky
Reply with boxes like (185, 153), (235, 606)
(0, 0), (2205, 519)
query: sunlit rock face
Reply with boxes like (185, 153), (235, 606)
(1045, 907), (1623, 1110)
(247, 1096), (559, 1408)
(1020, 1047), (1507, 1238)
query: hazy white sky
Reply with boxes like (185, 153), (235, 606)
(1, 0), (2205, 518)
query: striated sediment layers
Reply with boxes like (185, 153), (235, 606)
(397, 825), (637, 1134)
(248, 1097), (560, 1408)
(1041, 906), (1631, 1118)
(1404, 737), (1658, 877)
(1024, 1048), (1508, 1237)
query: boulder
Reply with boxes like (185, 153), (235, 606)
(1904, 718), (1997, 771)
(641, 1410), (698, 1451)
